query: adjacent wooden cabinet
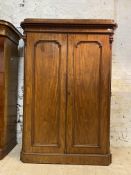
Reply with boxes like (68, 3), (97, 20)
(0, 20), (22, 159)
(21, 19), (117, 165)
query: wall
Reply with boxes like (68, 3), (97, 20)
(111, 0), (131, 147)
(0, 0), (131, 147)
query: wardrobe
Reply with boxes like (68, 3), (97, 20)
(0, 20), (22, 159)
(20, 19), (117, 165)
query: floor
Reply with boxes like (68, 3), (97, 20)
(0, 145), (130, 175)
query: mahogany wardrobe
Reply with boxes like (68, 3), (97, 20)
(20, 19), (117, 165)
(0, 20), (22, 159)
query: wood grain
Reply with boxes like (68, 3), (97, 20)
(21, 19), (117, 165)
(67, 35), (101, 153)
(22, 33), (67, 154)
(0, 20), (21, 159)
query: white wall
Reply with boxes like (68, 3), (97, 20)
(111, 0), (131, 147)
(0, 0), (131, 147)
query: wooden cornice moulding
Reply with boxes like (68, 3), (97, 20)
(21, 18), (117, 34)
(0, 20), (22, 44)
(21, 18), (117, 29)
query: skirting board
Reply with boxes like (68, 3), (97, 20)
(21, 152), (112, 166)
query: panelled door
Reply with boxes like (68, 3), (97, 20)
(24, 33), (67, 153)
(66, 34), (111, 154)
(24, 32), (111, 155)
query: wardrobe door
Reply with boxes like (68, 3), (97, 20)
(66, 34), (111, 154)
(24, 33), (67, 154)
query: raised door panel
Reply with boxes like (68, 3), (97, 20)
(67, 34), (111, 154)
(24, 33), (67, 153)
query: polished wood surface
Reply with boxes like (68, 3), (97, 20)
(21, 19), (117, 29)
(0, 20), (22, 159)
(21, 19), (117, 165)
(67, 34), (102, 154)
(30, 33), (67, 153)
